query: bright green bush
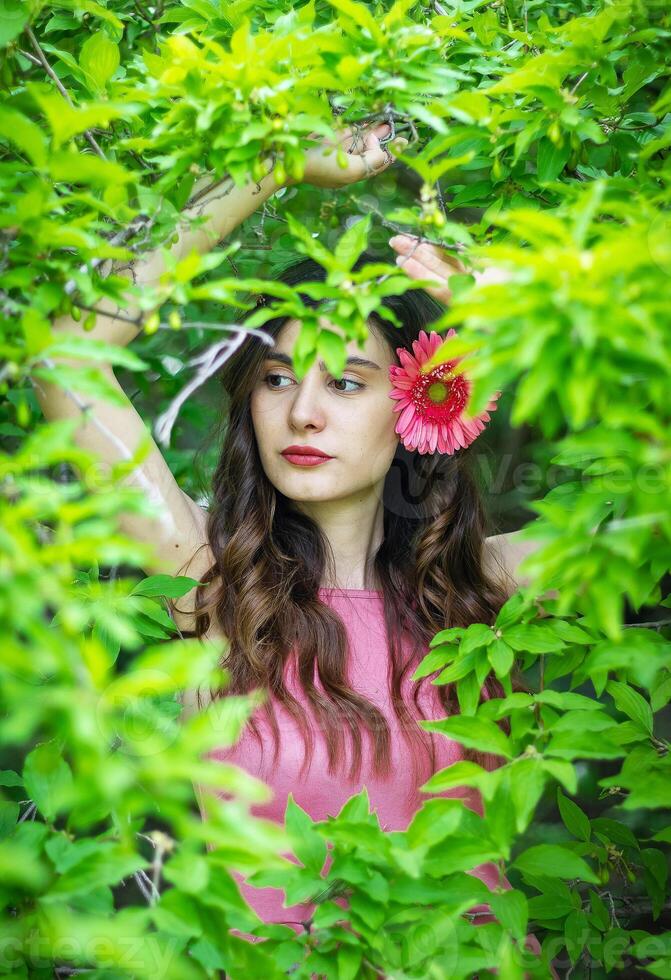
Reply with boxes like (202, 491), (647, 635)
(0, 0), (670, 977)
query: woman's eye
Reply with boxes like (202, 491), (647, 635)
(264, 373), (364, 393)
(265, 373), (292, 389)
(331, 377), (365, 393)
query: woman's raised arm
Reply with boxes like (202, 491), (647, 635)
(30, 121), (404, 594)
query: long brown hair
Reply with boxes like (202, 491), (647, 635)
(181, 249), (513, 806)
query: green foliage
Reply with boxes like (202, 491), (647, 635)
(1, 0), (670, 977)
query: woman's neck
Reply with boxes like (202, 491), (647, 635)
(296, 489), (385, 591)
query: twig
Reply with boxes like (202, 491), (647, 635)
(133, 868), (158, 903)
(25, 27), (106, 161)
(570, 70), (590, 96)
(186, 174), (235, 210)
(62, 214), (155, 297)
(153, 325), (275, 446)
(134, 0), (155, 25)
(17, 48), (42, 67)
(355, 196), (466, 253)
(73, 302), (142, 326)
(18, 800), (37, 823)
(435, 178), (448, 219)
(624, 619), (671, 631)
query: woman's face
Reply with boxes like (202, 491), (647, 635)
(250, 316), (400, 505)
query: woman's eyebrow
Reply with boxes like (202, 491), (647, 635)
(265, 350), (381, 371)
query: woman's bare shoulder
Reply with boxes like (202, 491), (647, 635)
(178, 683), (214, 721)
(483, 529), (542, 592)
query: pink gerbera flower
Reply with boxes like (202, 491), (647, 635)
(388, 328), (499, 455)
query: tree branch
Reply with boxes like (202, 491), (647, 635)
(25, 27), (106, 161)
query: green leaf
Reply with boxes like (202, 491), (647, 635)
(435, 648), (479, 684)
(0, 770), (23, 788)
(488, 638), (514, 677)
(536, 137), (571, 182)
(545, 619), (593, 645)
(128, 597), (177, 631)
(591, 817), (639, 850)
(49, 150), (135, 188)
(73, 1), (124, 30)
(606, 680), (653, 735)
(23, 742), (74, 822)
(79, 31), (120, 90)
(421, 715), (513, 758)
(456, 670), (481, 715)
(413, 647), (454, 679)
(163, 847), (209, 894)
(503, 625), (565, 654)
(130, 576), (201, 598)
(494, 593), (527, 631)
(30, 365), (132, 407)
(0, 0), (29, 46)
(422, 760), (486, 793)
(535, 691), (601, 711)
(510, 758), (547, 833)
(489, 889), (528, 940)
(21, 308), (53, 357)
(0, 801), (19, 838)
(557, 788), (591, 842)
(543, 760), (578, 795)
(334, 214), (371, 270)
(461, 623), (494, 654)
(286, 213), (334, 268)
(317, 329), (347, 377)
(43, 847), (147, 900)
(27, 84), (133, 148)
(0, 108), (48, 168)
(512, 844), (599, 883)
(41, 336), (148, 371)
(424, 837), (501, 876)
(406, 797), (464, 849)
(285, 795), (327, 875)
(337, 787), (372, 821)
(152, 889), (203, 940)
(325, 0), (385, 44)
(545, 730), (624, 761)
(527, 886), (574, 921)
(337, 944), (363, 980)
(429, 627), (464, 648)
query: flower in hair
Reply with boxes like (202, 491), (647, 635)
(388, 329), (499, 455)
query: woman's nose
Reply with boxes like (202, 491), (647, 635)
(287, 368), (327, 429)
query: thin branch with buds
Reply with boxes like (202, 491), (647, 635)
(25, 27), (106, 161)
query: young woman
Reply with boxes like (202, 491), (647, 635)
(32, 121), (546, 961)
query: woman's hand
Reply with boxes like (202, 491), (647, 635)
(297, 122), (408, 189)
(388, 234), (469, 305)
(389, 234), (511, 305)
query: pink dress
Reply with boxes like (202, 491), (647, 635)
(205, 586), (507, 943)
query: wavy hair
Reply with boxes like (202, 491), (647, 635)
(181, 248), (514, 807)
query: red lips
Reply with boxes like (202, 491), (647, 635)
(281, 445), (333, 458)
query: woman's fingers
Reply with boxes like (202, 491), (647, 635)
(392, 253), (455, 305)
(388, 234), (469, 305)
(300, 120), (407, 187)
(390, 234), (513, 303)
(345, 122), (404, 179)
(389, 234), (468, 276)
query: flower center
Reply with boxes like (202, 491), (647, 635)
(427, 381), (449, 403)
(414, 363), (469, 423)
